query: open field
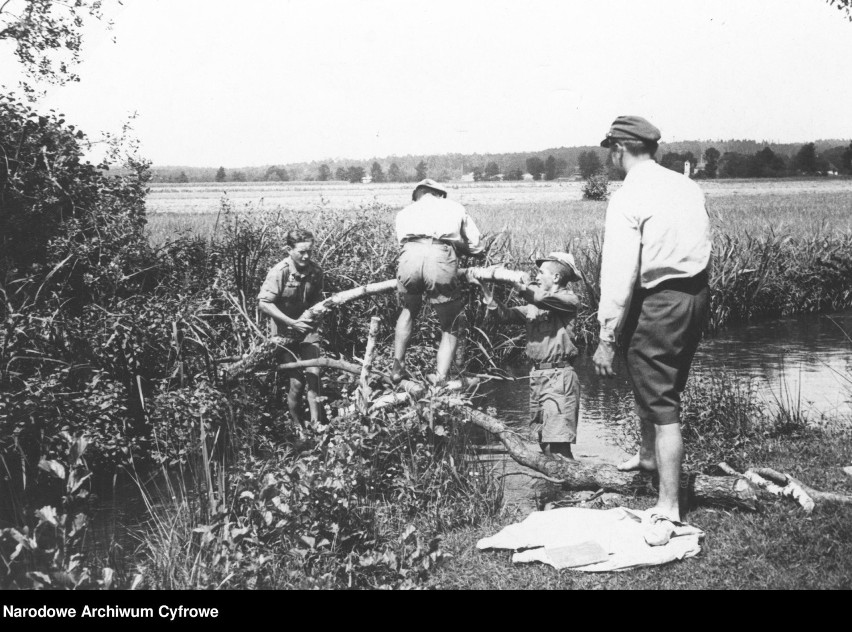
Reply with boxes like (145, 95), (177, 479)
(148, 177), (852, 215)
(147, 179), (852, 257)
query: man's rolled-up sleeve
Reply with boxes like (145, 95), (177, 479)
(597, 192), (641, 342)
(461, 212), (483, 256)
(259, 266), (283, 303)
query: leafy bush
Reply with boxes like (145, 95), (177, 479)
(582, 173), (609, 201)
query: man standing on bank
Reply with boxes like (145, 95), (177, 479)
(592, 116), (711, 546)
(393, 179), (484, 384)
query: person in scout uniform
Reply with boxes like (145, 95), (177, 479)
(472, 252), (582, 459)
(592, 115), (711, 546)
(258, 229), (326, 434)
(393, 178), (485, 384)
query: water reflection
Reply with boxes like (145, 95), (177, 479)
(481, 310), (852, 464)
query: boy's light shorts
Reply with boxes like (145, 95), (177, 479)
(529, 366), (579, 444)
(397, 239), (460, 305)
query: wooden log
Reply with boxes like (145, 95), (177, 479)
(358, 317), (381, 414)
(462, 266), (530, 286)
(221, 336), (296, 383)
(753, 467), (852, 509)
(462, 407), (759, 510)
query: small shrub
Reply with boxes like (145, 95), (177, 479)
(582, 173), (609, 201)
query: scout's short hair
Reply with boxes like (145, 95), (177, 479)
(617, 138), (658, 157)
(286, 229), (314, 248)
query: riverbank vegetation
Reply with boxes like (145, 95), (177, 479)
(3, 98), (852, 589)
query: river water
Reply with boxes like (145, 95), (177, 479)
(481, 309), (852, 470)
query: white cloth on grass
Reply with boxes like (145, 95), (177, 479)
(476, 507), (704, 572)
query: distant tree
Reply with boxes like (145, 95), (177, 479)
(750, 147), (786, 178)
(703, 147), (720, 179)
(556, 157), (570, 178)
(317, 164), (331, 181)
(335, 166), (348, 181)
(415, 160), (428, 180)
(472, 166), (485, 182)
(485, 161), (500, 180)
(506, 168), (524, 181)
(526, 157), (546, 180)
(176, 171), (189, 183)
(346, 166), (366, 183)
(388, 162), (401, 182)
(264, 166), (289, 181)
(215, 167), (226, 182)
(231, 171), (246, 182)
(544, 155), (558, 181)
(842, 142), (852, 174)
(719, 152), (751, 178)
(578, 151), (602, 178)
(660, 151), (696, 175)
(370, 161), (385, 183)
(793, 143), (819, 174)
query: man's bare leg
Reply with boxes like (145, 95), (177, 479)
(287, 374), (307, 435)
(305, 372), (323, 425)
(299, 342), (324, 425)
(393, 296), (422, 382)
(618, 417), (658, 471)
(434, 299), (465, 382)
(652, 423), (683, 521)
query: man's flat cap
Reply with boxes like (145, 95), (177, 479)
(600, 116), (661, 148)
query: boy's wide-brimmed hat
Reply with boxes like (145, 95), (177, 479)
(536, 251), (581, 282)
(600, 115), (661, 148)
(412, 178), (448, 201)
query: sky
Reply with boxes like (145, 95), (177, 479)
(2, 0), (851, 167)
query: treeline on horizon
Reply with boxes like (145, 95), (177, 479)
(149, 138), (852, 184)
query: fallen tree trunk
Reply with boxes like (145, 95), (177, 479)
(461, 407), (760, 510)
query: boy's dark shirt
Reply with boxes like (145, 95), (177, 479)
(494, 284), (579, 363)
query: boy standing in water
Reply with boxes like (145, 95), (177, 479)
(472, 252), (582, 459)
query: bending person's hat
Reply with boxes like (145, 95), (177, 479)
(535, 251), (581, 282)
(600, 115), (661, 148)
(412, 178), (448, 201)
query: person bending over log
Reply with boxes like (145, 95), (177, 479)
(471, 252), (582, 460)
(258, 229), (326, 435)
(392, 179), (485, 384)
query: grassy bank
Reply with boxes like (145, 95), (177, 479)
(429, 427), (852, 590)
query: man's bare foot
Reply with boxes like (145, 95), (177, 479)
(391, 360), (408, 384)
(617, 453), (657, 472)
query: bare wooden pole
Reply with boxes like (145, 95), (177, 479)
(358, 317), (381, 414)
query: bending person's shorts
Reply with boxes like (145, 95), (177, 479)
(397, 239), (460, 305)
(529, 366), (579, 444)
(621, 276), (709, 426)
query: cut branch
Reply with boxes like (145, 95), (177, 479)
(358, 317), (381, 414)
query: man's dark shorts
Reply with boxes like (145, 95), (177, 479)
(621, 274), (710, 426)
